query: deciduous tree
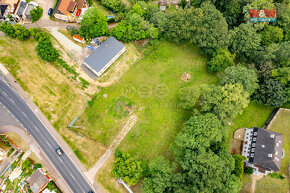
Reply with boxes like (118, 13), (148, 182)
(142, 157), (175, 193)
(30, 6), (43, 23)
(178, 86), (201, 109)
(200, 83), (250, 123)
(207, 48), (235, 72)
(261, 25), (284, 46)
(79, 7), (108, 40)
(220, 65), (258, 95)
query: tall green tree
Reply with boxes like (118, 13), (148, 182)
(101, 0), (121, 12)
(113, 151), (145, 185)
(207, 48), (235, 72)
(112, 13), (158, 42)
(200, 83), (250, 123)
(0, 22), (15, 37)
(261, 25), (284, 46)
(36, 40), (59, 62)
(220, 65), (259, 95)
(229, 24), (261, 61)
(191, 2), (229, 55)
(149, 11), (169, 35)
(255, 78), (287, 107)
(79, 7), (108, 40)
(178, 86), (201, 109)
(142, 157), (175, 193)
(272, 67), (290, 85)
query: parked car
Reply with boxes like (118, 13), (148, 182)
(66, 26), (72, 30)
(55, 147), (63, 155)
(76, 9), (82, 17)
(48, 8), (53, 16)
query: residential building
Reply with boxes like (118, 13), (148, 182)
(54, 0), (86, 22)
(27, 168), (51, 193)
(0, 4), (8, 19)
(84, 36), (126, 77)
(0, 0), (19, 14)
(242, 127), (284, 175)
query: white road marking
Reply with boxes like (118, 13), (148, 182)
(34, 126), (39, 132)
(9, 98), (15, 104)
(22, 112), (27, 118)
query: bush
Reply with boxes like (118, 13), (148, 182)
(244, 167), (253, 174)
(232, 154), (246, 180)
(30, 6), (43, 23)
(79, 77), (90, 88)
(34, 163), (42, 169)
(268, 172), (285, 179)
(207, 48), (235, 72)
(36, 40), (59, 62)
(7, 148), (15, 157)
(29, 28), (51, 42)
(56, 58), (78, 77)
(69, 26), (79, 36)
(101, 0), (121, 12)
(113, 150), (146, 185)
(14, 24), (30, 40)
(0, 22), (15, 37)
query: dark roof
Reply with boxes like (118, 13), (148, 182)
(249, 127), (283, 171)
(84, 36), (125, 74)
(0, 4), (8, 18)
(27, 168), (50, 193)
(16, 1), (27, 16)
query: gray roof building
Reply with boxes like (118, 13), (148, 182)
(27, 168), (50, 193)
(16, 0), (27, 17)
(84, 36), (126, 77)
(24, 4), (34, 18)
(0, 4), (8, 19)
(248, 127), (283, 173)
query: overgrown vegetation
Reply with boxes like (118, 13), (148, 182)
(30, 6), (43, 23)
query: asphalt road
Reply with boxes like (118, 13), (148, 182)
(0, 79), (94, 193)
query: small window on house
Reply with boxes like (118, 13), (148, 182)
(270, 134), (275, 138)
(252, 143), (256, 147)
(262, 144), (265, 148)
(251, 148), (255, 152)
(245, 141), (248, 145)
(253, 137), (256, 142)
(254, 132), (257, 136)
(250, 153), (254, 158)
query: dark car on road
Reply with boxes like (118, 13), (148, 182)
(48, 8), (53, 16)
(55, 147), (63, 155)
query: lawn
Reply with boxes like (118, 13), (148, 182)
(77, 41), (218, 161)
(267, 109), (290, 176)
(58, 28), (86, 48)
(227, 102), (274, 147)
(255, 175), (289, 193)
(0, 37), (106, 169)
(240, 174), (252, 193)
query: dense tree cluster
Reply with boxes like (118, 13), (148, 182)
(79, 7), (108, 40)
(112, 4), (158, 42)
(142, 114), (242, 193)
(207, 48), (235, 72)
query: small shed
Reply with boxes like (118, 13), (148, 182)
(73, 34), (85, 43)
(27, 168), (50, 193)
(159, 0), (167, 11)
(84, 36), (126, 77)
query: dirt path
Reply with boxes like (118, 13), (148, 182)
(84, 113), (138, 183)
(250, 174), (264, 193)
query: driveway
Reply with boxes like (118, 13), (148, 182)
(47, 27), (86, 64)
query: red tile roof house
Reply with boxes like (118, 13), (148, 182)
(54, 0), (86, 22)
(73, 34), (85, 43)
(27, 168), (51, 193)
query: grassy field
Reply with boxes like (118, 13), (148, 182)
(255, 175), (289, 193)
(93, 1), (112, 17)
(240, 174), (252, 193)
(227, 102), (274, 147)
(77, 41), (218, 161)
(0, 37), (106, 169)
(267, 109), (290, 176)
